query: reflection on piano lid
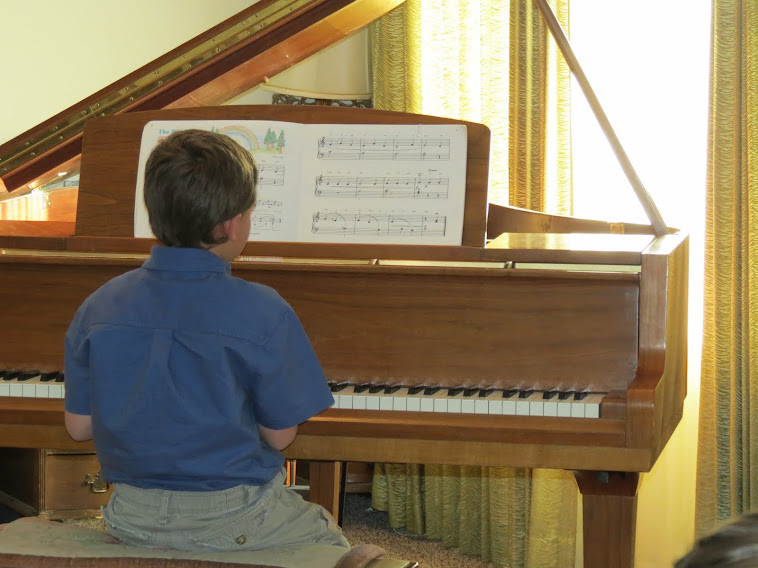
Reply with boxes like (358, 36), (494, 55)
(0, 370), (64, 399)
(328, 381), (605, 419)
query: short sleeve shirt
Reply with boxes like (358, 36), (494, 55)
(64, 246), (333, 491)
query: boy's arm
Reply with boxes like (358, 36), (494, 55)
(259, 424), (298, 451)
(65, 410), (93, 442)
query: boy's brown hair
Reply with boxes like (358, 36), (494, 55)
(144, 129), (258, 248)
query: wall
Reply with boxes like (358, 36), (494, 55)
(0, 0), (258, 145)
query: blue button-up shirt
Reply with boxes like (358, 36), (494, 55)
(65, 246), (333, 490)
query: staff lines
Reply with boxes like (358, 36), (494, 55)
(317, 137), (451, 161)
(311, 210), (447, 238)
(314, 174), (449, 199)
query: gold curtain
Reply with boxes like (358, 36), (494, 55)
(370, 0), (571, 211)
(369, 1), (575, 566)
(696, 0), (758, 537)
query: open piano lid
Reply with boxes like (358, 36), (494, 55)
(0, 0), (405, 194)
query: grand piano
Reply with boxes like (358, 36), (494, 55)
(0, 2), (688, 567)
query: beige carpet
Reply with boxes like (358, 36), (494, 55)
(64, 493), (492, 568)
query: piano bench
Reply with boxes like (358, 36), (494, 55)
(0, 517), (417, 568)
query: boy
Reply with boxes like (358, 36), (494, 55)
(63, 128), (350, 552)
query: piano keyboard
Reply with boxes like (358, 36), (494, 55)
(0, 370), (65, 399)
(0, 372), (605, 419)
(329, 383), (606, 418)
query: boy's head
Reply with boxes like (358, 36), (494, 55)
(144, 129), (258, 248)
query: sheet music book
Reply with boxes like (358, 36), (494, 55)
(134, 120), (468, 246)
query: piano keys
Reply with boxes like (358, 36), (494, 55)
(329, 382), (605, 418)
(0, 371), (605, 419)
(0, 370), (64, 399)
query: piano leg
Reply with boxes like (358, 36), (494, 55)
(574, 470), (640, 568)
(307, 460), (347, 526)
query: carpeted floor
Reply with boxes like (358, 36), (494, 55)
(342, 493), (492, 568)
(54, 493), (493, 568)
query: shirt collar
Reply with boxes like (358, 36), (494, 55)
(142, 246), (231, 274)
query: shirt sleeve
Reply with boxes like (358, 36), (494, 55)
(250, 307), (333, 430)
(64, 308), (92, 416)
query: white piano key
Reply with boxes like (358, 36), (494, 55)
(0, 384), (9, 397)
(22, 384), (36, 398)
(419, 397), (435, 412)
(331, 394), (340, 408)
(543, 401), (558, 417)
(338, 395), (353, 409)
(529, 400), (545, 416)
(9, 384), (22, 397)
(474, 399), (489, 414)
(448, 398), (462, 413)
(353, 395), (367, 410)
(571, 401), (585, 418)
(461, 399), (476, 414)
(502, 399), (517, 415)
(557, 398), (573, 417)
(393, 396), (407, 411)
(406, 395), (422, 412)
(488, 399), (503, 415)
(379, 396), (394, 411)
(36, 384), (49, 398)
(580, 393), (605, 418)
(433, 397), (448, 413)
(366, 395), (381, 410)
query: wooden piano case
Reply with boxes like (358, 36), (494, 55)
(0, 105), (688, 568)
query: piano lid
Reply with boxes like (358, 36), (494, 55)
(0, 0), (404, 194)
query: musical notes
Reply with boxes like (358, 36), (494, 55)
(317, 137), (451, 161)
(256, 199), (283, 210)
(259, 163), (285, 187)
(252, 213), (283, 231)
(314, 175), (450, 199)
(311, 211), (447, 238)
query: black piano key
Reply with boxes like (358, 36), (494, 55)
(447, 387), (464, 396)
(55, 373), (65, 383)
(518, 390), (535, 399)
(463, 387), (479, 397)
(353, 383), (371, 393)
(17, 371), (39, 382)
(574, 392), (589, 401)
(384, 385), (402, 394)
(408, 386), (425, 395)
(502, 389), (518, 398)
(423, 386), (440, 396)
(40, 372), (62, 382)
(330, 382), (351, 392)
(558, 391), (575, 400)
(542, 391), (558, 400)
(478, 388), (495, 398)
(369, 384), (385, 394)
(2, 370), (21, 381)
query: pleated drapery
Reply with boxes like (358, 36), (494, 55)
(696, 0), (758, 537)
(369, 1), (576, 565)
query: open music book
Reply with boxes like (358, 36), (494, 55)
(134, 120), (468, 245)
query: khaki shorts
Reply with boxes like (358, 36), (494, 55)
(101, 469), (350, 552)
